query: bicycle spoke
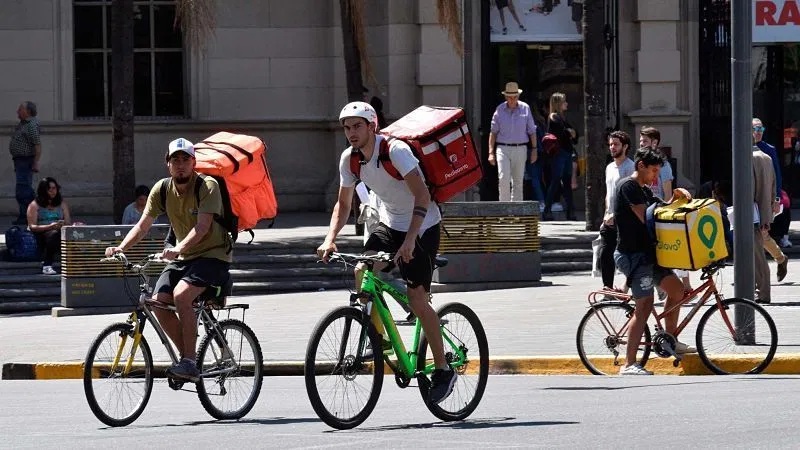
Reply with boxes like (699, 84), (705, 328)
(577, 303), (650, 375)
(305, 307), (383, 429)
(197, 319), (263, 420)
(697, 299), (777, 374)
(84, 323), (153, 427)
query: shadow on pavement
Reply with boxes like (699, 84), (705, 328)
(121, 416), (320, 429)
(347, 416), (578, 433)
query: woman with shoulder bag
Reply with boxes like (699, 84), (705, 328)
(543, 92), (578, 221)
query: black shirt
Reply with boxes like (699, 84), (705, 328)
(614, 178), (657, 257)
(547, 114), (577, 153)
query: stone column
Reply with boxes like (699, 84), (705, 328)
(626, 0), (695, 191)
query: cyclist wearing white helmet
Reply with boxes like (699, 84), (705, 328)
(317, 101), (456, 405)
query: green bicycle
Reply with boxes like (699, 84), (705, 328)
(304, 252), (489, 430)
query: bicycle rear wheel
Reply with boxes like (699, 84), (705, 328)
(696, 298), (778, 375)
(83, 322), (154, 427)
(417, 302), (489, 421)
(304, 306), (384, 430)
(576, 302), (651, 375)
(197, 318), (264, 420)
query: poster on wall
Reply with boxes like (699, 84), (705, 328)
(489, 0), (584, 43)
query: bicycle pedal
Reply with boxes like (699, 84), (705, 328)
(167, 377), (185, 391)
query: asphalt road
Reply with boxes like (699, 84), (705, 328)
(3, 375), (800, 448)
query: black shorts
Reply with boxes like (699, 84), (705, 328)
(364, 222), (440, 292)
(154, 257), (231, 297)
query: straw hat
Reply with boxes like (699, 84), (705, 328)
(501, 81), (522, 96)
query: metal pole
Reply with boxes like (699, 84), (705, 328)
(730, 0), (755, 333)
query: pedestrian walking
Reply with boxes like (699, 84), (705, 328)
(753, 118), (788, 282)
(488, 82), (538, 202)
(752, 143), (776, 303)
(597, 130), (634, 290)
(543, 92), (577, 220)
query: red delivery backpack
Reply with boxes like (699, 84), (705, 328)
(350, 106), (481, 203)
(162, 132), (277, 246)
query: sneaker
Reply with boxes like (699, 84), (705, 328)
(42, 266), (57, 275)
(552, 202), (564, 212)
(167, 358), (200, 382)
(777, 258), (788, 282)
(674, 341), (697, 354)
(619, 363), (653, 375)
(429, 368), (458, 404)
(780, 236), (792, 248)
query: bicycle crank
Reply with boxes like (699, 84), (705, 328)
(652, 331), (679, 359)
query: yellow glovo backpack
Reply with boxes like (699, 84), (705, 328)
(652, 198), (729, 270)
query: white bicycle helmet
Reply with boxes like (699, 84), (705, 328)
(339, 101), (378, 129)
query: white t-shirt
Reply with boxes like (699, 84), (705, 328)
(605, 158), (635, 215)
(339, 135), (441, 233)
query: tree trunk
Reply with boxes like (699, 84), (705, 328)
(582, 0), (606, 232)
(111, 0), (135, 224)
(340, 0), (365, 102)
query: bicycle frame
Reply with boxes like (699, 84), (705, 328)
(355, 267), (467, 380)
(649, 276), (727, 340)
(586, 264), (734, 348)
(107, 259), (240, 380)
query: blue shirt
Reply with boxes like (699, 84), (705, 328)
(490, 101), (537, 144)
(756, 140), (781, 199)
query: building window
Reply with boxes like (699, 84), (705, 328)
(73, 0), (185, 118)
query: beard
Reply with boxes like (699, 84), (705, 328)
(611, 150), (623, 159)
(174, 175), (192, 185)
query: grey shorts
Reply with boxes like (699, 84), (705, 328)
(613, 251), (671, 299)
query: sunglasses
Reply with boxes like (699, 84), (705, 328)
(753, 126), (765, 132)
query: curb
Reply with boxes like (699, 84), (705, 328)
(4, 355), (800, 380)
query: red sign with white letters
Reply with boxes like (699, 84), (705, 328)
(754, 0), (800, 42)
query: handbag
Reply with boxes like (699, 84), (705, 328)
(542, 118), (560, 156)
(542, 133), (560, 156)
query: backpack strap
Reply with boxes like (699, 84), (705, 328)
(196, 173), (235, 254)
(159, 178), (177, 248)
(377, 137), (403, 180)
(349, 138), (404, 182)
(349, 147), (363, 181)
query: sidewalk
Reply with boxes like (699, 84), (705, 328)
(2, 211), (800, 378)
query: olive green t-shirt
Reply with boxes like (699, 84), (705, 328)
(144, 174), (232, 262)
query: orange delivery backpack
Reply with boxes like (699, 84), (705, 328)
(350, 106), (481, 203)
(161, 132), (277, 247)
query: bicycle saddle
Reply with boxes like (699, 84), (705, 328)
(434, 256), (448, 268)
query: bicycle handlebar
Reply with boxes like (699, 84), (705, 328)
(99, 252), (166, 271)
(327, 251), (393, 264)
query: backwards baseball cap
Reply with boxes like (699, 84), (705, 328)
(165, 138), (195, 161)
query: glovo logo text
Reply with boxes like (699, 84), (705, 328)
(657, 239), (682, 252)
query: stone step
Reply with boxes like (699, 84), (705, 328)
(540, 248), (593, 260)
(0, 299), (60, 314)
(0, 286), (61, 299)
(542, 261), (594, 273)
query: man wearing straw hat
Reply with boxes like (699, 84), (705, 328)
(488, 81), (538, 202)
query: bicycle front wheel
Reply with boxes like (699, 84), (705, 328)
(304, 306), (384, 430)
(83, 322), (154, 427)
(696, 298), (778, 375)
(417, 302), (489, 421)
(576, 302), (651, 375)
(197, 318), (264, 420)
